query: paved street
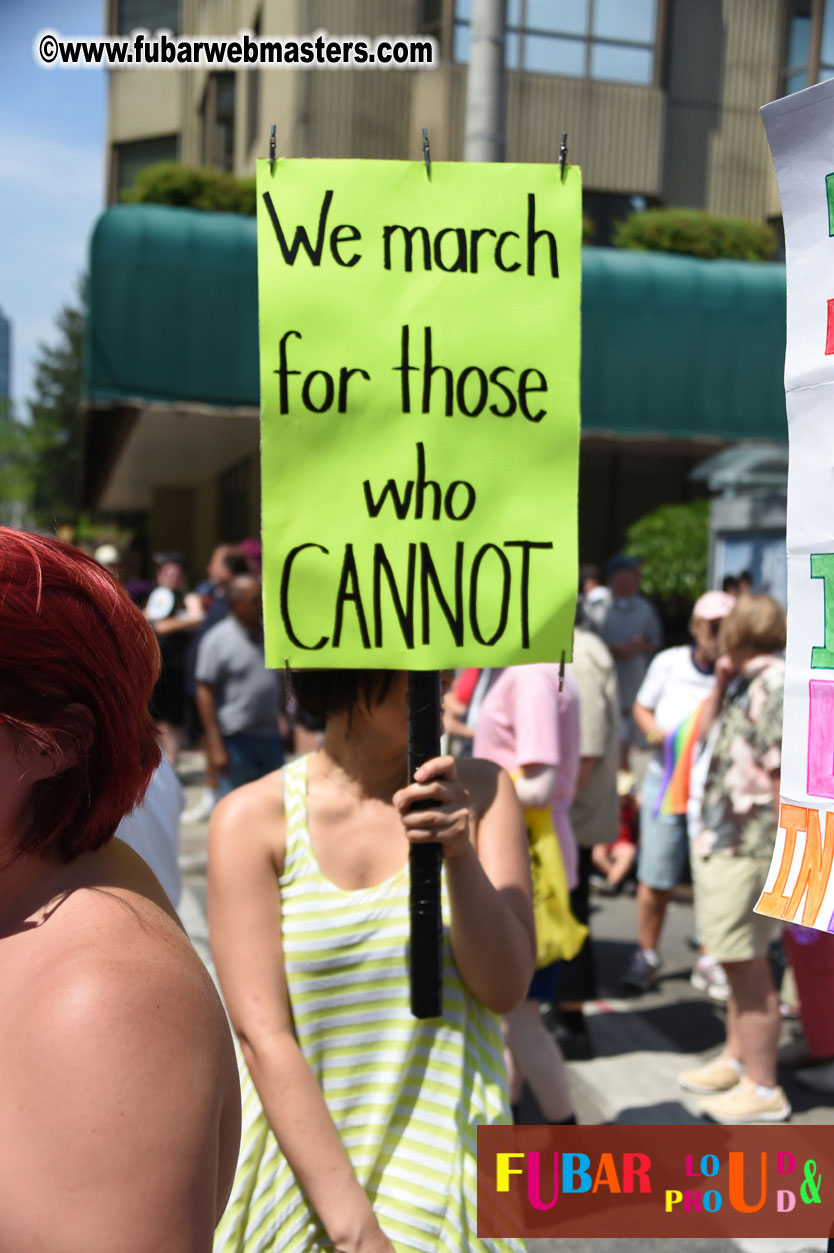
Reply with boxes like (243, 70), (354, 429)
(174, 753), (832, 1253)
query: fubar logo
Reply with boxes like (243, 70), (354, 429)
(477, 1126), (830, 1239)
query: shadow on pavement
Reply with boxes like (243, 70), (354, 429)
(584, 999), (726, 1061)
(609, 1099), (703, 1125)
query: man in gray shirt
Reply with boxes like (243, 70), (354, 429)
(195, 574), (283, 795)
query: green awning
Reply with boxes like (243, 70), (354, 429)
(85, 204), (788, 442)
(581, 246), (787, 442)
(86, 204), (259, 409)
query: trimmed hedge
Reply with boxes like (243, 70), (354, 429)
(121, 163), (256, 215)
(613, 207), (777, 261)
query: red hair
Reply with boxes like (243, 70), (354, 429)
(0, 528), (162, 860)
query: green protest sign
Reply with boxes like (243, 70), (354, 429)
(256, 158), (581, 669)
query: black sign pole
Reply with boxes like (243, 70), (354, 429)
(407, 669), (443, 1018)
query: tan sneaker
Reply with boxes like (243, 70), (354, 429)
(678, 1054), (742, 1094)
(699, 1076), (791, 1124)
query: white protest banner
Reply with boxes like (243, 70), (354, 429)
(756, 78), (834, 931)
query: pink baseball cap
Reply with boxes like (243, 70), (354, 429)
(693, 590), (736, 620)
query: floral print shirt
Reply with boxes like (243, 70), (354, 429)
(696, 655), (784, 859)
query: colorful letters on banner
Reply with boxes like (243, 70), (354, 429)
(756, 79), (834, 931)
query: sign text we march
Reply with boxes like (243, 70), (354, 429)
(256, 158), (581, 669)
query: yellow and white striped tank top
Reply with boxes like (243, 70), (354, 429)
(214, 754), (525, 1253)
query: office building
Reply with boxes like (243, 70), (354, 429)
(89, 0), (811, 567)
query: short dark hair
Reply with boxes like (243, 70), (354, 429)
(221, 551), (250, 578)
(289, 670), (399, 722)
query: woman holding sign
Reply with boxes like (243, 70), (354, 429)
(210, 669), (533, 1253)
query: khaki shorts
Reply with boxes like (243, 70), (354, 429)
(691, 852), (777, 963)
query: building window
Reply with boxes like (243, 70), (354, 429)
(217, 457), (255, 543)
(418, 0), (447, 56)
(246, 10), (263, 155)
(113, 133), (178, 198)
(452, 0), (658, 85)
(785, 0), (813, 92)
(784, 0), (834, 91)
(584, 190), (654, 246)
(116, 0), (180, 34)
(202, 73), (236, 172)
(821, 0), (834, 78)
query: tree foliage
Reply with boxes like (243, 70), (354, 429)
(613, 208), (778, 261)
(0, 402), (33, 522)
(24, 280), (86, 527)
(121, 162), (256, 215)
(625, 499), (709, 600)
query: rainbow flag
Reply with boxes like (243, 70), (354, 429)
(653, 701), (708, 817)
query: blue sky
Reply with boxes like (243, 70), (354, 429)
(0, 0), (105, 419)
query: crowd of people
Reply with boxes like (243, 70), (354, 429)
(3, 525), (831, 1251)
(444, 554), (833, 1128)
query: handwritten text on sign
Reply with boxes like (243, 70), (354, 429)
(256, 160), (581, 669)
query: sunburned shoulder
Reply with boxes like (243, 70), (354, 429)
(32, 933), (218, 1049)
(15, 881), (223, 1055)
(0, 878), (239, 1251)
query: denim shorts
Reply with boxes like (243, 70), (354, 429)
(637, 760), (689, 891)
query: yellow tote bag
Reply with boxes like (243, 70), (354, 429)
(524, 805), (588, 969)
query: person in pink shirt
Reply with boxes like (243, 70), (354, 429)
(474, 665), (580, 889)
(474, 663), (580, 1123)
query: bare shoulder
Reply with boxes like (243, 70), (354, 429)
(209, 763), (287, 870)
(15, 859), (233, 1082)
(28, 918), (220, 1057)
(0, 866), (240, 1249)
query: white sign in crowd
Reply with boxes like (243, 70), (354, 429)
(757, 78), (834, 932)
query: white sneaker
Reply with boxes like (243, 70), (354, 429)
(699, 1075), (791, 1124)
(679, 1054), (742, 1094)
(690, 958), (730, 1003)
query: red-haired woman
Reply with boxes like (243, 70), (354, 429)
(0, 528), (240, 1250)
